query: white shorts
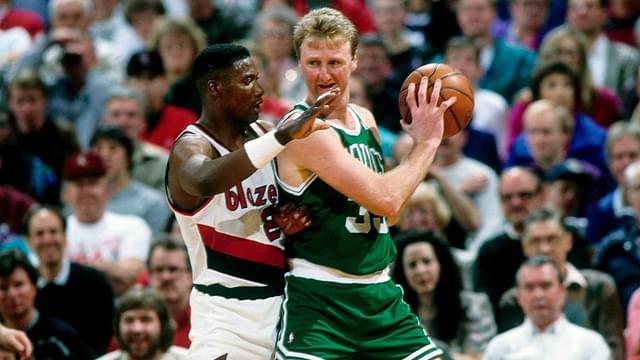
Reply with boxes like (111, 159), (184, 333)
(188, 288), (283, 359)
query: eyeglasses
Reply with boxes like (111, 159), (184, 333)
(149, 266), (189, 275)
(500, 190), (537, 202)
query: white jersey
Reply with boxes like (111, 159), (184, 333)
(168, 123), (286, 300)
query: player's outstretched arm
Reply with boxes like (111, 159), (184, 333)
(279, 79), (455, 219)
(169, 89), (338, 201)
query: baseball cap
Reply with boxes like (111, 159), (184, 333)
(126, 49), (165, 78)
(62, 150), (107, 181)
(545, 159), (601, 187)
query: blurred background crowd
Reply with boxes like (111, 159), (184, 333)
(0, 0), (639, 358)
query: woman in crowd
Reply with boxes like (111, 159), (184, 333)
(393, 230), (496, 360)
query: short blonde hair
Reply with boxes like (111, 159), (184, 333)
(293, 8), (359, 59)
(149, 17), (207, 54)
(405, 182), (452, 229)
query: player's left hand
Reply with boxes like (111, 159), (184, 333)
(277, 88), (339, 142)
(274, 203), (311, 235)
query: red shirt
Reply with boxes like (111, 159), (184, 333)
(0, 8), (44, 38)
(142, 105), (198, 151)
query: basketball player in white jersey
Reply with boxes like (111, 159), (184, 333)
(165, 44), (338, 359)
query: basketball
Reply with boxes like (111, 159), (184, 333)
(398, 63), (474, 138)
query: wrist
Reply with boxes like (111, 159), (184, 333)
(244, 130), (286, 169)
(274, 129), (292, 145)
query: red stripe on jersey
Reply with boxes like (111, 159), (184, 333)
(197, 224), (285, 268)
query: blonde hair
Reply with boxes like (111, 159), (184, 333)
(149, 17), (207, 53)
(538, 26), (594, 107)
(405, 182), (452, 229)
(292, 7), (359, 59)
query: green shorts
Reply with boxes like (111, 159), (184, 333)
(275, 274), (443, 359)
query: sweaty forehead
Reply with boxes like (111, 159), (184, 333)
(301, 36), (353, 56)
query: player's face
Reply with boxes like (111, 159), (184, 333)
(148, 248), (192, 303)
(299, 36), (356, 109)
(119, 308), (163, 359)
(27, 209), (67, 268)
(8, 87), (47, 133)
(499, 172), (541, 226)
(523, 220), (571, 266)
(0, 269), (36, 322)
(609, 136), (640, 184)
(539, 73), (574, 110)
(516, 264), (565, 329)
(221, 58), (264, 124)
(402, 242), (440, 296)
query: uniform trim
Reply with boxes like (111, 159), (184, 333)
(194, 283), (282, 300)
(403, 343), (442, 360)
(289, 258), (391, 284)
(204, 247), (285, 288)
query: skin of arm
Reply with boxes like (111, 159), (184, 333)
(428, 165), (481, 231)
(169, 89), (337, 205)
(278, 78), (455, 219)
(0, 324), (31, 360)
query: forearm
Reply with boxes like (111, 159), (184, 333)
(435, 177), (480, 231)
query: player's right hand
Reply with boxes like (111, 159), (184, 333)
(278, 88), (340, 142)
(402, 77), (456, 146)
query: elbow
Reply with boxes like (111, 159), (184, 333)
(374, 195), (404, 218)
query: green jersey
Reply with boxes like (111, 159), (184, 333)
(276, 103), (396, 275)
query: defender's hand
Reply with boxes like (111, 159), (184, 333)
(273, 203), (311, 236)
(277, 88), (340, 143)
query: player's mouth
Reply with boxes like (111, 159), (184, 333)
(317, 84), (336, 93)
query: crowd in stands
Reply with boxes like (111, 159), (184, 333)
(0, 0), (639, 358)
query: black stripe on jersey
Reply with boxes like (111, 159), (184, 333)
(193, 283), (282, 300)
(206, 247), (285, 288)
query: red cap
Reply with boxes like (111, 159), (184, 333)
(62, 150), (107, 180)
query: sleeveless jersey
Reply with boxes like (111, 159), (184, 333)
(167, 123), (286, 299)
(275, 103), (396, 275)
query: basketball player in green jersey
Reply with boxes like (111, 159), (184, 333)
(273, 7), (456, 360)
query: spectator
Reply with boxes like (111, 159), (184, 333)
(147, 235), (192, 348)
(252, 5), (305, 107)
(0, 106), (59, 205)
(354, 34), (402, 134)
(492, 0), (549, 50)
(100, 87), (169, 192)
(24, 205), (115, 356)
(394, 230), (496, 359)
(566, 0), (640, 113)
(443, 36), (509, 162)
(0, 249), (94, 359)
(432, 130), (503, 255)
(370, 0), (435, 81)
(455, 0), (537, 102)
(122, 0), (165, 57)
(7, 68), (79, 178)
(126, 49), (197, 151)
(506, 63), (611, 192)
(506, 27), (623, 146)
(474, 167), (543, 313)
(586, 121), (640, 246)
(484, 256), (611, 359)
(97, 287), (188, 360)
(0, 0), (45, 39)
(90, 126), (170, 234)
(498, 208), (624, 359)
(45, 32), (118, 148)
(290, 0), (376, 34)
(594, 160), (640, 312)
(61, 150), (152, 296)
(150, 17), (205, 115)
(186, 0), (248, 45)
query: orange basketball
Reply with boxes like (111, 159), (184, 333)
(398, 63), (475, 138)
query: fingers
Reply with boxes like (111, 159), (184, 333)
(429, 78), (441, 106)
(418, 76), (429, 105)
(315, 88), (340, 106)
(405, 83), (417, 110)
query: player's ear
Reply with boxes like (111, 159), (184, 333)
(208, 80), (220, 95)
(351, 54), (358, 72)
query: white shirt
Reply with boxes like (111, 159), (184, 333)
(66, 211), (151, 263)
(587, 35), (608, 89)
(472, 88), (509, 157)
(484, 316), (611, 360)
(96, 346), (188, 360)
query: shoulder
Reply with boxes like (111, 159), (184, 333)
(580, 268), (617, 287)
(349, 103), (376, 128)
(96, 350), (123, 360)
(163, 346), (189, 359)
